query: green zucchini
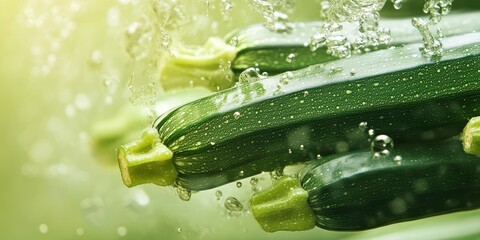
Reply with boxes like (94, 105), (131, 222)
(250, 139), (480, 232)
(159, 12), (480, 91)
(463, 116), (480, 157)
(118, 32), (480, 191)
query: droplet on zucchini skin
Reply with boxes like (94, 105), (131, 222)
(233, 111), (241, 119)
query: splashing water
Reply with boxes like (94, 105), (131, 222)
(247, 0), (294, 32)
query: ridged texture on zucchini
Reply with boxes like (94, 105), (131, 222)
(148, 32), (480, 191)
(299, 138), (480, 231)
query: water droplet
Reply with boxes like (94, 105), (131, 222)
(309, 32), (327, 51)
(359, 122), (368, 131)
(229, 36), (238, 47)
(368, 129), (375, 138)
(39, 224), (48, 234)
(236, 182), (243, 188)
(238, 67), (265, 84)
(176, 186), (191, 201)
(270, 168), (283, 181)
(215, 190), (223, 201)
(286, 53), (295, 63)
(239, 170), (244, 177)
(392, 0), (404, 10)
(299, 144), (305, 150)
(88, 50), (103, 66)
(117, 226), (127, 236)
(316, 154), (322, 159)
(329, 66), (344, 74)
(224, 197), (243, 212)
(371, 134), (394, 157)
(250, 177), (258, 186)
(393, 155), (402, 165)
(76, 228), (84, 236)
(233, 111), (241, 119)
(350, 69), (357, 76)
(177, 227), (182, 233)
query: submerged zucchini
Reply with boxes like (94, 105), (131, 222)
(250, 139), (480, 232)
(160, 12), (480, 91)
(118, 32), (480, 191)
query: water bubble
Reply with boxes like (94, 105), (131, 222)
(371, 134), (394, 157)
(279, 71), (293, 85)
(39, 224), (48, 234)
(117, 226), (127, 236)
(392, 0), (404, 10)
(76, 228), (84, 236)
(215, 190), (223, 201)
(309, 32), (327, 51)
(238, 67), (265, 84)
(393, 155), (402, 165)
(229, 36), (238, 47)
(350, 69), (357, 76)
(286, 53), (295, 63)
(176, 186), (191, 201)
(233, 111), (241, 120)
(368, 129), (375, 138)
(224, 197), (243, 212)
(359, 122), (368, 131)
(270, 168), (283, 181)
(236, 182), (243, 188)
(250, 177), (258, 186)
(88, 50), (103, 66)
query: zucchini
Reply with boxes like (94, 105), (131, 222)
(159, 12), (480, 91)
(463, 116), (480, 157)
(118, 32), (480, 191)
(250, 139), (480, 232)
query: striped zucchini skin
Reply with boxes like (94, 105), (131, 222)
(299, 139), (480, 231)
(154, 32), (480, 191)
(228, 12), (480, 76)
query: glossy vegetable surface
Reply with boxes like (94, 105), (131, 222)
(119, 32), (480, 191)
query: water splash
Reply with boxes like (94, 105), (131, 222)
(247, 0), (294, 32)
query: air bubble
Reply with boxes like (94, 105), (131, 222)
(286, 53), (295, 63)
(393, 155), (402, 165)
(176, 186), (191, 201)
(238, 67), (265, 84)
(39, 224), (48, 234)
(117, 226), (127, 236)
(229, 36), (238, 47)
(371, 134), (394, 157)
(224, 197), (243, 212)
(215, 190), (223, 201)
(233, 111), (241, 120)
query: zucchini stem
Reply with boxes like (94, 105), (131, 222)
(463, 116), (480, 157)
(117, 127), (176, 187)
(249, 176), (315, 232)
(159, 37), (237, 91)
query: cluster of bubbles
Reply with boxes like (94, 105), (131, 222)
(310, 0), (392, 59)
(247, 0), (295, 32)
(411, 0), (452, 58)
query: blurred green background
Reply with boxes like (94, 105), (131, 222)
(1, 0), (479, 239)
